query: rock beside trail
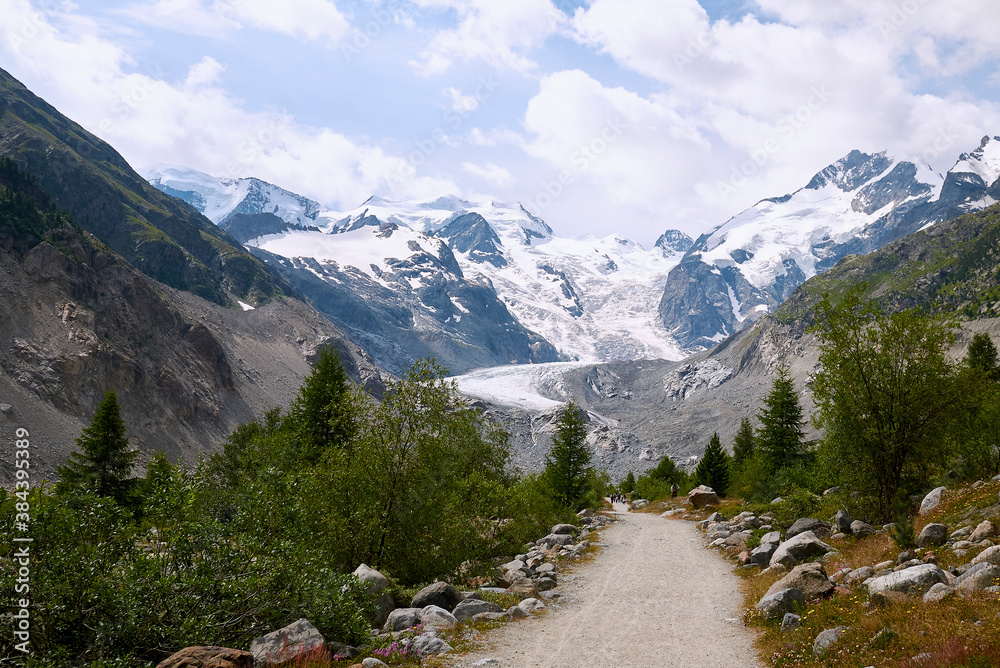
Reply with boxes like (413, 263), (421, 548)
(551, 523), (579, 535)
(383, 608), (422, 632)
(787, 518), (831, 539)
(813, 626), (850, 656)
(688, 485), (719, 509)
(411, 633), (453, 656)
(834, 510), (853, 534)
(766, 563), (834, 600)
(452, 598), (504, 622)
(972, 545), (1000, 566)
(250, 619), (325, 666)
(419, 605), (459, 630)
(956, 564), (1000, 597)
(919, 486), (947, 514)
(755, 587), (805, 621)
(412, 582), (462, 612)
(916, 523), (948, 548)
(155, 647), (253, 668)
(353, 564), (395, 628)
(866, 564), (949, 597)
(770, 531), (834, 568)
(850, 520), (876, 537)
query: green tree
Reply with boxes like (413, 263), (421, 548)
(811, 283), (962, 521)
(544, 401), (593, 510)
(732, 417), (756, 466)
(693, 432), (730, 497)
(284, 345), (355, 463)
(757, 364), (805, 472)
(621, 470), (636, 495)
(56, 389), (138, 506)
(968, 332), (1000, 381)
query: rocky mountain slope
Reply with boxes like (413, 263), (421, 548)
(146, 167), (693, 373)
(661, 137), (1000, 349)
(0, 75), (385, 483)
(458, 202), (1000, 480)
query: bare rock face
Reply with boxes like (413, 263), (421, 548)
(866, 564), (949, 597)
(155, 646), (253, 668)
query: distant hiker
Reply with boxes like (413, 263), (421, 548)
(670, 483), (678, 498)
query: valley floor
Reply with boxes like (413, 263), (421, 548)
(444, 503), (761, 668)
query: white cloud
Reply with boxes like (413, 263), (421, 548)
(462, 161), (516, 188)
(185, 56), (224, 87)
(119, 0), (350, 45)
(444, 86), (479, 112)
(410, 0), (566, 75)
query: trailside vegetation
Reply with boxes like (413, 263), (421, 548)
(694, 432), (731, 497)
(0, 351), (586, 667)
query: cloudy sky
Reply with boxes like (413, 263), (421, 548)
(2, 0), (999, 245)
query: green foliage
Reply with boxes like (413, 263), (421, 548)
(811, 283), (962, 521)
(543, 401), (594, 511)
(621, 471), (635, 494)
(889, 510), (917, 551)
(732, 417), (756, 466)
(967, 332), (1000, 381)
(284, 346), (355, 463)
(756, 364), (805, 473)
(693, 433), (731, 497)
(56, 390), (138, 508)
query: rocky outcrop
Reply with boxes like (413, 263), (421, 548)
(353, 564), (395, 628)
(411, 582), (462, 612)
(250, 618), (325, 666)
(688, 485), (720, 509)
(770, 531), (834, 568)
(866, 564), (949, 597)
(155, 647), (253, 668)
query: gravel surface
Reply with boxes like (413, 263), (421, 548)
(446, 504), (762, 668)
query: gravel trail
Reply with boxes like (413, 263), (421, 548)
(446, 504), (762, 668)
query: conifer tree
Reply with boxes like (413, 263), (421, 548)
(732, 417), (756, 466)
(56, 389), (137, 506)
(968, 332), (1000, 381)
(544, 401), (593, 509)
(621, 470), (635, 495)
(756, 364), (805, 472)
(285, 345), (354, 462)
(694, 432), (730, 496)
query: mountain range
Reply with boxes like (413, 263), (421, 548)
(146, 165), (693, 374)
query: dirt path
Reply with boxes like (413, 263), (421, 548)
(445, 504), (762, 668)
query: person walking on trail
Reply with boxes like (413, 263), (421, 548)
(671, 483), (678, 498)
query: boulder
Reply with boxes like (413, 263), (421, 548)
(420, 605), (459, 630)
(813, 626), (850, 657)
(518, 598), (546, 614)
(382, 608), (421, 632)
(972, 545), (1000, 566)
(850, 520), (876, 537)
(781, 614), (801, 632)
(362, 659), (388, 668)
(410, 633), (453, 656)
(918, 486), (946, 514)
(688, 485), (719, 509)
(760, 530), (782, 547)
(769, 531), (834, 568)
(956, 564), (1000, 597)
(577, 508), (594, 518)
(551, 523), (579, 535)
(786, 518), (831, 539)
(507, 577), (539, 598)
(539, 533), (574, 548)
(923, 582), (955, 603)
(326, 642), (360, 660)
(631, 499), (649, 509)
(352, 564), (394, 628)
(765, 563), (835, 600)
(755, 587), (805, 621)
(411, 582), (462, 612)
(505, 605), (528, 619)
(834, 510), (853, 534)
(916, 523), (948, 548)
(749, 543), (777, 566)
(155, 647), (253, 668)
(250, 619), (325, 666)
(471, 612), (508, 623)
(970, 520), (998, 542)
(866, 564), (949, 597)
(452, 598), (504, 622)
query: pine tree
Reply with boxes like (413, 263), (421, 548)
(621, 470), (636, 495)
(56, 389), (137, 506)
(285, 345), (354, 462)
(732, 417), (756, 466)
(968, 332), (1000, 381)
(544, 401), (593, 510)
(756, 364), (805, 472)
(693, 432), (730, 497)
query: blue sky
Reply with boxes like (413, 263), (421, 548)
(1, 0), (999, 245)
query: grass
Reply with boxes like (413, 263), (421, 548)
(728, 478), (1000, 667)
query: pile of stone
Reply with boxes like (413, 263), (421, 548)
(495, 522), (594, 598)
